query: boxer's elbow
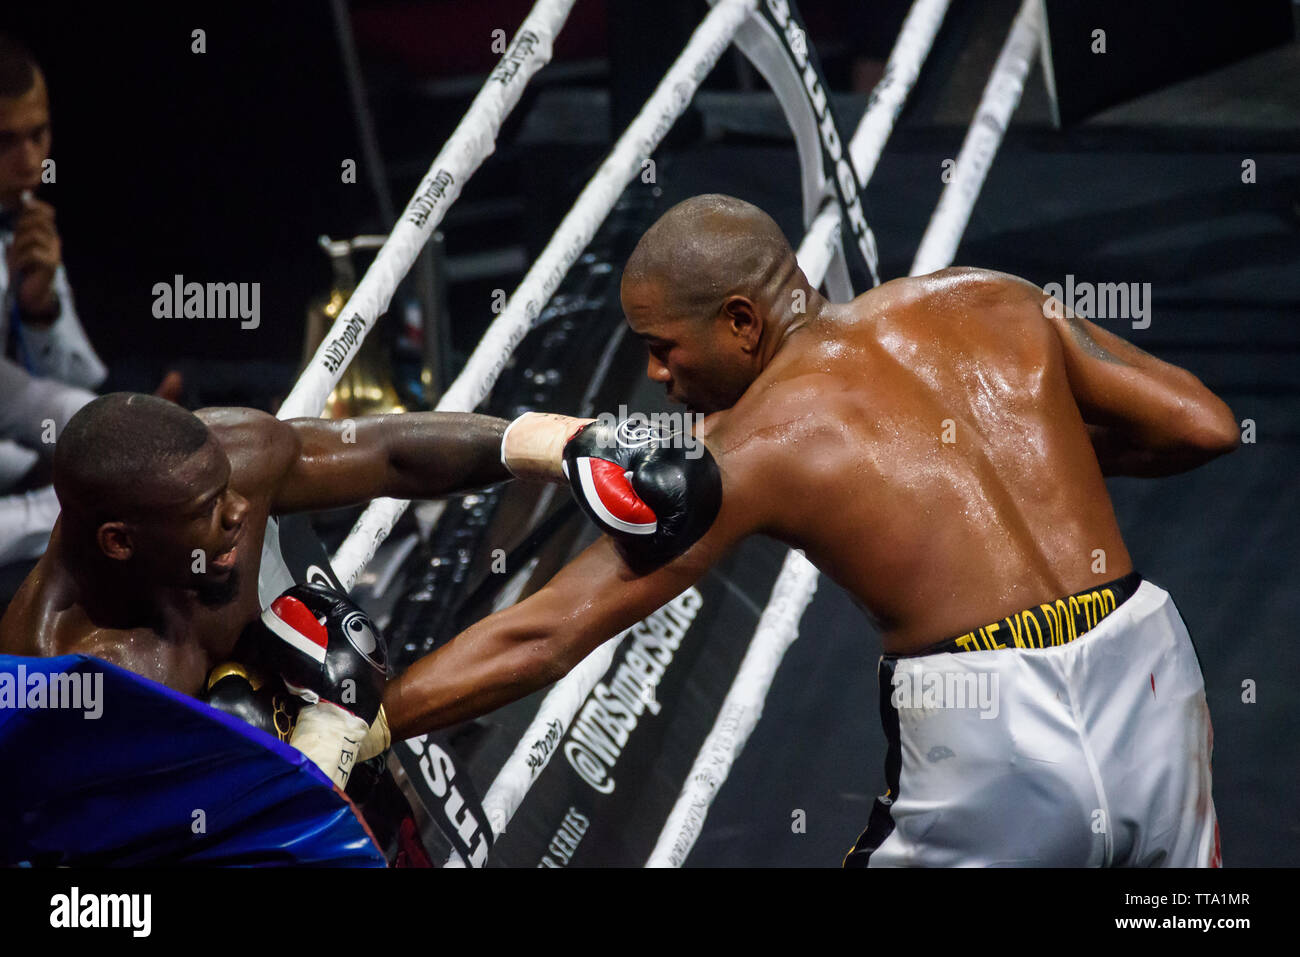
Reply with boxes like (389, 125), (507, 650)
(1178, 395), (1240, 460)
(1195, 420), (1240, 461)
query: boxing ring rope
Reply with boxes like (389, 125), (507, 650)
(420, 0), (761, 868)
(278, 0), (577, 425)
(331, 0), (759, 588)
(911, 0), (1043, 276)
(276, 0), (1039, 867)
(447, 0), (955, 868)
(647, 0), (1043, 866)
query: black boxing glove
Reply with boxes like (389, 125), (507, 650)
(562, 416), (722, 564)
(201, 662), (299, 744)
(256, 582), (390, 787)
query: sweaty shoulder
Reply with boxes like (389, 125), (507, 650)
(867, 267), (1057, 362)
(696, 369), (851, 541)
(881, 266), (1043, 314)
(196, 407), (299, 491)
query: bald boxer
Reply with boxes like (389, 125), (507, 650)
(382, 194), (1239, 866)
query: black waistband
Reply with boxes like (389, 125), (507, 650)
(894, 571), (1144, 659)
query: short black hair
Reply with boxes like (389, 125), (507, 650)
(53, 393), (212, 522)
(0, 34), (39, 98)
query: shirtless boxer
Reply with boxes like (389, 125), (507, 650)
(0, 394), (674, 780)
(0, 384), (718, 784)
(380, 194), (1240, 866)
(0, 401), (494, 680)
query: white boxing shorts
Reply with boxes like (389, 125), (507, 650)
(844, 572), (1221, 867)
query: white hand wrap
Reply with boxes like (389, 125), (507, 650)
(500, 411), (593, 482)
(290, 700), (370, 789)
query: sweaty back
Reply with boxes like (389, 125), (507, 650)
(716, 269), (1132, 651)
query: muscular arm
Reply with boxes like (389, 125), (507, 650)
(273, 412), (513, 513)
(200, 408), (514, 514)
(382, 430), (765, 738)
(1045, 302), (1240, 476)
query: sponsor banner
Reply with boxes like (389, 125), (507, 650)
(722, 0), (879, 296)
(487, 536), (786, 866)
(390, 733), (496, 867)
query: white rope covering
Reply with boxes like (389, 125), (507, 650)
(436, 0), (760, 867)
(910, 0), (1042, 276)
(646, 0), (1038, 867)
(449, 0), (959, 870)
(313, 0), (1027, 868)
(648, 551), (819, 867)
(333, 0), (759, 590)
(447, 625), (627, 867)
(278, 0), (577, 422)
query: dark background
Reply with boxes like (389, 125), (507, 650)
(2, 0), (1297, 865)
(2, 5), (367, 368)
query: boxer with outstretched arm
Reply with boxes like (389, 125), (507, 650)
(382, 195), (1238, 866)
(0, 394), (708, 784)
(0, 405), (518, 683)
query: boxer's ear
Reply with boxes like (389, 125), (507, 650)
(720, 295), (760, 351)
(97, 522), (134, 561)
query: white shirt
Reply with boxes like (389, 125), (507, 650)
(0, 214), (107, 390)
(0, 207), (104, 562)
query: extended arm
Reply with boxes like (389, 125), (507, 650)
(382, 430), (760, 738)
(271, 412), (512, 513)
(196, 407), (586, 515)
(1046, 304), (1239, 476)
(382, 535), (712, 736)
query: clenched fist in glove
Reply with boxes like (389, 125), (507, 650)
(560, 416), (722, 564)
(255, 582), (390, 788)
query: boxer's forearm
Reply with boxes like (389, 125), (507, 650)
(273, 412), (512, 513)
(378, 412), (511, 499)
(1086, 423), (1235, 477)
(381, 533), (715, 738)
(372, 410), (598, 496)
(382, 607), (566, 737)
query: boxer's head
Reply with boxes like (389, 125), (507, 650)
(621, 194), (810, 414)
(53, 394), (249, 603)
(0, 35), (50, 209)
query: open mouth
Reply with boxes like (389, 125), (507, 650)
(210, 526), (244, 571)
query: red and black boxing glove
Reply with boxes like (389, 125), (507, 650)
(561, 416), (722, 565)
(255, 582), (390, 787)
